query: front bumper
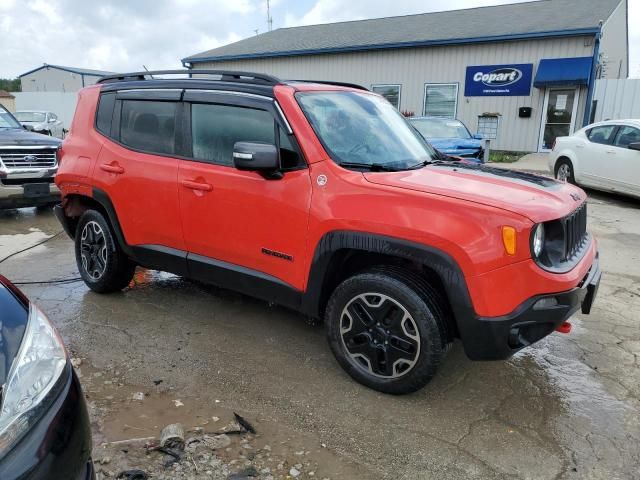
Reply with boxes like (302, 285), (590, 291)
(0, 180), (60, 208)
(461, 252), (601, 360)
(0, 365), (94, 480)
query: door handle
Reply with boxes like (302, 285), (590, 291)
(99, 162), (125, 174)
(181, 179), (212, 192)
(606, 150), (615, 154)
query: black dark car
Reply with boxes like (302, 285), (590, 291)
(0, 276), (94, 479)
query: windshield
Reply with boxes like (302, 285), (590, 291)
(0, 108), (22, 129)
(15, 111), (46, 123)
(296, 91), (436, 169)
(410, 118), (471, 139)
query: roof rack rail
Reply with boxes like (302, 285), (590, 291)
(289, 80), (369, 91)
(97, 69), (282, 85)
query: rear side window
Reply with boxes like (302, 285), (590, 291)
(120, 100), (177, 155)
(191, 104), (275, 166)
(587, 125), (617, 145)
(613, 126), (640, 148)
(95, 92), (116, 136)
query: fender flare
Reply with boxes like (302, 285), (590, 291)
(300, 230), (475, 326)
(91, 187), (134, 257)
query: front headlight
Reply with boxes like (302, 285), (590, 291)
(532, 224), (545, 258)
(0, 305), (68, 454)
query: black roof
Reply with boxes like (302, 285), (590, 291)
(183, 0), (621, 64)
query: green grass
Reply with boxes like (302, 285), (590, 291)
(488, 151), (528, 163)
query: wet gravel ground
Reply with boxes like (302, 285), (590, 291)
(0, 190), (639, 480)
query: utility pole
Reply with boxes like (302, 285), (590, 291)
(267, 0), (273, 32)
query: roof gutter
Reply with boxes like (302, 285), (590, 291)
(183, 27), (601, 64)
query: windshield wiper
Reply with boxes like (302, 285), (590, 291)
(338, 162), (405, 172)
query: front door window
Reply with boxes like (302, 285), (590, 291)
(540, 88), (578, 151)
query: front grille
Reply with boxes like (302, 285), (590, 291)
(0, 148), (58, 169)
(563, 203), (588, 260)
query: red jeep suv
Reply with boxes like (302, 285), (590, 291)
(54, 70), (600, 394)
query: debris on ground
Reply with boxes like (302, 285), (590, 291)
(233, 413), (256, 434)
(160, 423), (185, 450)
(131, 392), (145, 401)
(228, 466), (259, 479)
(289, 466), (301, 477)
(93, 411), (331, 479)
(116, 470), (149, 480)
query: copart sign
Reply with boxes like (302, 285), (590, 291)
(465, 64), (533, 96)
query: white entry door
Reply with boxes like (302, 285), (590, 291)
(539, 87), (580, 152)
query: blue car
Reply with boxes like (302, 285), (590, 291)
(409, 117), (484, 162)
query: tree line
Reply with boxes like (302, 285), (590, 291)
(0, 79), (21, 92)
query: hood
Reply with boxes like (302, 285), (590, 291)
(429, 138), (482, 152)
(0, 279), (28, 387)
(363, 162), (585, 223)
(0, 128), (61, 147)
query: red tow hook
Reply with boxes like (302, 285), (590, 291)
(556, 321), (572, 334)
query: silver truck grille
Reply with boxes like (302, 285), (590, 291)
(0, 148), (58, 169)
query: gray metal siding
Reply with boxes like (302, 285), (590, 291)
(592, 78), (640, 121)
(20, 68), (84, 92)
(194, 36), (594, 151)
(600, 0), (629, 79)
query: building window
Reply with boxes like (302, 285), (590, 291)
(423, 83), (458, 118)
(371, 84), (401, 109)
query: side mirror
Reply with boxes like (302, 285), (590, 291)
(628, 142), (640, 151)
(473, 133), (483, 140)
(49, 118), (56, 123)
(233, 142), (280, 172)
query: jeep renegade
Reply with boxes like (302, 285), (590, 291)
(54, 70), (601, 394)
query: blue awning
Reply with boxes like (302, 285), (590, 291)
(533, 57), (593, 87)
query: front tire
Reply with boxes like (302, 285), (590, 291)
(555, 158), (576, 184)
(325, 269), (448, 394)
(75, 210), (135, 293)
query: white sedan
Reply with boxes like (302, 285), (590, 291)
(14, 110), (66, 138)
(549, 119), (640, 199)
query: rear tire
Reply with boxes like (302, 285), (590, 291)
(75, 210), (135, 293)
(555, 158), (576, 184)
(325, 268), (448, 394)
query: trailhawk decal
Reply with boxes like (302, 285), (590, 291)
(465, 64), (533, 97)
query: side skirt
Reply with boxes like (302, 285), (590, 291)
(131, 244), (302, 312)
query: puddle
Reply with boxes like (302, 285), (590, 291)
(0, 228), (50, 259)
(517, 333), (640, 477)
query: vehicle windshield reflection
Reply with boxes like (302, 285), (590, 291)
(296, 91), (436, 170)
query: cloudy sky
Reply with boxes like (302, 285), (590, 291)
(0, 0), (638, 79)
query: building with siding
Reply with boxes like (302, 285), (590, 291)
(19, 64), (114, 93)
(183, 0), (628, 153)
